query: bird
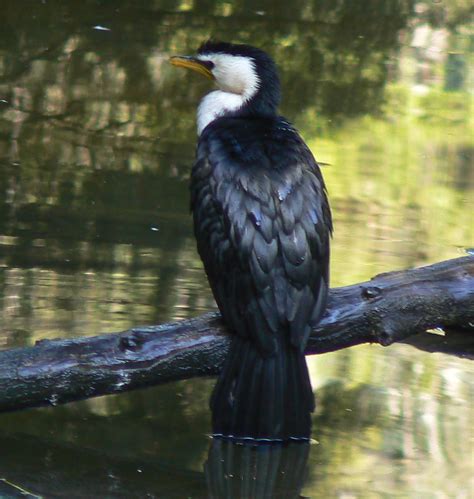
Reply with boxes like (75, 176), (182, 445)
(170, 41), (332, 442)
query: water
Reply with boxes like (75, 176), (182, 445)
(0, 1), (473, 497)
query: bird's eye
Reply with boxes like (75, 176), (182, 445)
(200, 60), (215, 71)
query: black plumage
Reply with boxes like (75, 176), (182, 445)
(172, 41), (332, 442)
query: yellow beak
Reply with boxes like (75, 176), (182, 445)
(169, 56), (214, 80)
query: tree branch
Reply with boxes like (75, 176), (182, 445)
(0, 257), (472, 413)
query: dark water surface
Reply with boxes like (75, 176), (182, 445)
(0, 1), (473, 497)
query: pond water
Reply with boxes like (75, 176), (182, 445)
(0, 1), (473, 497)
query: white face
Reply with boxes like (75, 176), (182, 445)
(197, 53), (260, 99)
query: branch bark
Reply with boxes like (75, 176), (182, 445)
(0, 257), (472, 414)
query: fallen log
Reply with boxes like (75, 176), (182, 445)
(0, 256), (472, 413)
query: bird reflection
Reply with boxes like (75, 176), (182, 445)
(205, 438), (310, 499)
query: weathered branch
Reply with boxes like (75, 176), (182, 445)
(0, 257), (472, 413)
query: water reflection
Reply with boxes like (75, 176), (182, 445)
(0, 432), (311, 498)
(0, 0), (473, 497)
(0, 432), (208, 498)
(205, 440), (310, 499)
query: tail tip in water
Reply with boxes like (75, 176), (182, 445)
(211, 433), (311, 445)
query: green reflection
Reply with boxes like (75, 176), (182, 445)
(0, 0), (472, 497)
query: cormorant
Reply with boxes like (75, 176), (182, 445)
(170, 41), (332, 442)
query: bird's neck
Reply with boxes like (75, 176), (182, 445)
(197, 90), (249, 135)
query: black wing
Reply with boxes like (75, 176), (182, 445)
(191, 117), (332, 356)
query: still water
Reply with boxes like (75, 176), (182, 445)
(0, 1), (473, 497)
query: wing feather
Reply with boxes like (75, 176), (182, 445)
(191, 117), (331, 355)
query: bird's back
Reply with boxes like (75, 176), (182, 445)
(191, 116), (332, 356)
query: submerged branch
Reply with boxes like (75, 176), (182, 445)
(0, 256), (472, 413)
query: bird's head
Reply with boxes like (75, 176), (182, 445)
(170, 41), (281, 134)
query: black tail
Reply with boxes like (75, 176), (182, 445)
(211, 336), (314, 442)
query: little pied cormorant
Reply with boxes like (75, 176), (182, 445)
(171, 41), (332, 442)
